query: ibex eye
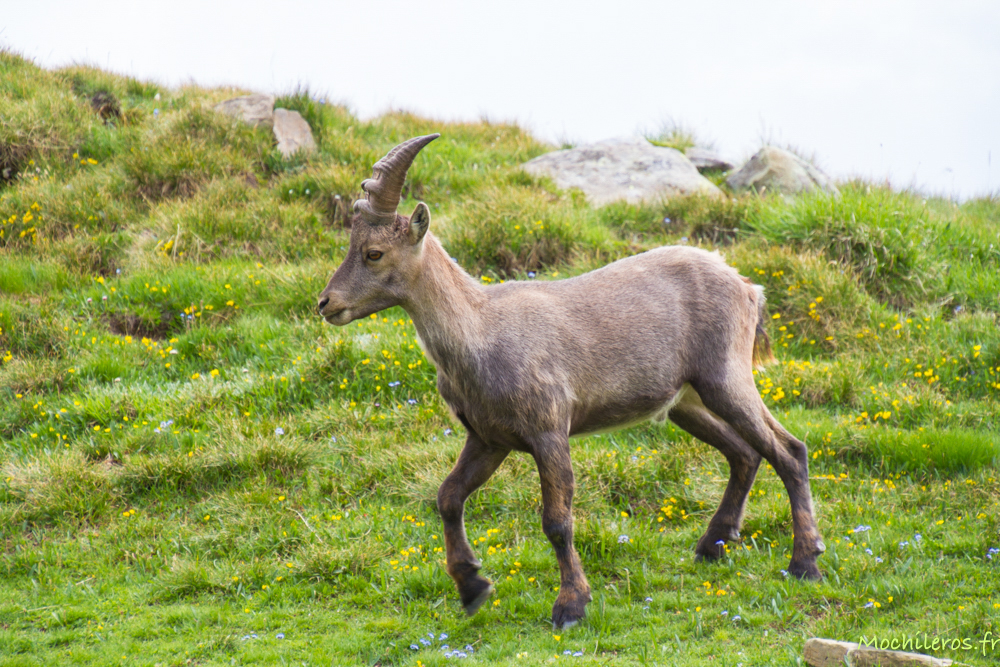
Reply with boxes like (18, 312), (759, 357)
(367, 250), (383, 261)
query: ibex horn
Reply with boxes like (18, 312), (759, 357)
(354, 133), (440, 225)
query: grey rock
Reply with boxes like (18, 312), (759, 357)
(522, 137), (722, 206)
(273, 108), (316, 158)
(803, 638), (953, 667)
(726, 146), (839, 196)
(685, 147), (735, 172)
(214, 94), (275, 128)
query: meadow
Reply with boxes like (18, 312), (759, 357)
(1, 51), (999, 666)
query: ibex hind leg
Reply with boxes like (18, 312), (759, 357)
(529, 432), (592, 630)
(437, 432), (510, 615)
(667, 390), (761, 561)
(693, 376), (824, 580)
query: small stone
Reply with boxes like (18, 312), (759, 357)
(685, 147), (735, 172)
(726, 146), (839, 196)
(273, 108), (316, 158)
(214, 94), (275, 128)
(803, 638), (953, 667)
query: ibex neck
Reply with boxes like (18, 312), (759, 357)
(402, 234), (486, 370)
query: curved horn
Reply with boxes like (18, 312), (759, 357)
(353, 133), (440, 225)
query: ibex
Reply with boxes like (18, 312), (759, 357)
(318, 134), (825, 628)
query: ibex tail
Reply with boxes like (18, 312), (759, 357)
(751, 284), (774, 369)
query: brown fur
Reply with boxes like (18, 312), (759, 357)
(317, 138), (824, 629)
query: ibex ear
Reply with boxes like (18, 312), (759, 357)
(407, 202), (431, 245)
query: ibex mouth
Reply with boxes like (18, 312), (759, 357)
(324, 308), (348, 325)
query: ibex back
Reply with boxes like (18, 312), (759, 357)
(318, 134), (825, 629)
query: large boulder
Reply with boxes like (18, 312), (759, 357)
(214, 94), (275, 128)
(685, 147), (735, 172)
(803, 638), (952, 667)
(273, 108), (317, 158)
(726, 146), (839, 196)
(522, 137), (722, 206)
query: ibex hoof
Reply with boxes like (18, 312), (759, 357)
(551, 590), (589, 629)
(694, 535), (730, 561)
(461, 579), (494, 617)
(787, 560), (822, 581)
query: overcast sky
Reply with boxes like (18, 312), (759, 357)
(3, 0), (998, 199)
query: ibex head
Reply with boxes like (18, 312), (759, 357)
(317, 134), (439, 325)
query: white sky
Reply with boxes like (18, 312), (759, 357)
(3, 0), (999, 199)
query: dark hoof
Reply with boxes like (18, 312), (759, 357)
(551, 590), (590, 630)
(694, 537), (728, 561)
(788, 561), (822, 581)
(460, 576), (494, 616)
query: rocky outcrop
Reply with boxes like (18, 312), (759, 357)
(273, 109), (317, 157)
(803, 638), (953, 667)
(726, 146), (839, 196)
(522, 137), (721, 206)
(214, 95), (317, 158)
(685, 147), (735, 172)
(214, 94), (275, 128)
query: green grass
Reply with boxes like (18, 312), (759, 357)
(2, 51), (1000, 666)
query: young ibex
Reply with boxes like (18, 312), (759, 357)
(318, 134), (825, 628)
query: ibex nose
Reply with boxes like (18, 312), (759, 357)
(318, 296), (330, 312)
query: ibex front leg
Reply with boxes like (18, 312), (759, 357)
(530, 432), (591, 629)
(437, 431), (510, 616)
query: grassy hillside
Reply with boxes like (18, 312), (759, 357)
(1, 51), (999, 666)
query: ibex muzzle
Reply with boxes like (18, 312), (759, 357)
(318, 135), (825, 629)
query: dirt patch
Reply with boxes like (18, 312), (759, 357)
(106, 312), (174, 340)
(90, 91), (121, 122)
(138, 178), (202, 201)
(0, 141), (32, 184)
